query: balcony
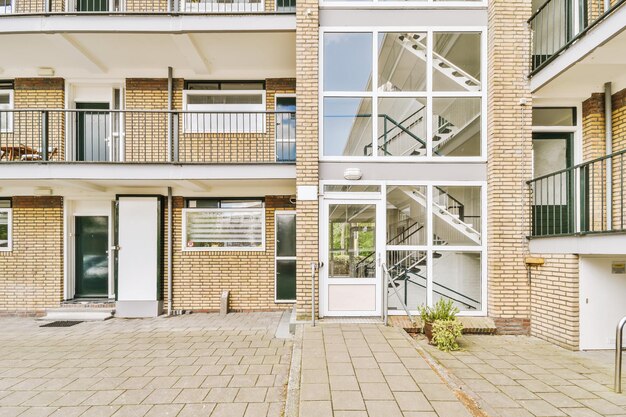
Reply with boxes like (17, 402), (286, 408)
(527, 149), (626, 238)
(0, 109), (296, 164)
(0, 0), (295, 14)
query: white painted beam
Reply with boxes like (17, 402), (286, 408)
(171, 33), (211, 74)
(52, 33), (108, 73)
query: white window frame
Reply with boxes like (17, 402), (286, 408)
(319, 180), (487, 317)
(275, 210), (297, 303)
(0, 90), (14, 133)
(0, 208), (12, 252)
(183, 89), (267, 134)
(0, 0), (12, 14)
(319, 26), (488, 163)
(275, 93), (297, 162)
(182, 207), (266, 252)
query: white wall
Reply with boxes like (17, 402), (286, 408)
(580, 257), (626, 350)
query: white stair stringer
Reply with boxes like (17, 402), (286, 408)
(394, 33), (481, 92)
(432, 113), (481, 151)
(404, 189), (481, 245)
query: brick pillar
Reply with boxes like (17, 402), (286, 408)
(582, 93), (606, 161)
(487, 0), (533, 334)
(295, 0), (319, 320)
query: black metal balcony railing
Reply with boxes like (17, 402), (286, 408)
(527, 149), (626, 237)
(0, 0), (295, 14)
(529, 0), (626, 74)
(0, 109), (296, 164)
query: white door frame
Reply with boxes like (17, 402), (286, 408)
(64, 199), (115, 300)
(320, 197), (385, 317)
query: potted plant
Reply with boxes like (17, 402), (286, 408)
(418, 299), (463, 351)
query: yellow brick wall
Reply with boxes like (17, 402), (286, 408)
(488, 0), (533, 334)
(166, 196), (296, 311)
(0, 197), (64, 315)
(294, 0), (319, 319)
(530, 254), (580, 350)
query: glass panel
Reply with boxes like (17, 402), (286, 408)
(378, 32), (427, 92)
(323, 98), (372, 157)
(432, 97), (481, 157)
(186, 82), (220, 90)
(276, 260), (296, 301)
(220, 200), (263, 208)
(187, 94), (263, 105)
(386, 185), (427, 246)
(185, 209), (263, 249)
(386, 250), (427, 311)
(220, 82), (264, 91)
(0, 94), (9, 105)
(532, 108), (575, 126)
(328, 204), (376, 279)
(0, 211), (8, 248)
(0, 199), (10, 208)
(533, 138), (568, 177)
(324, 33), (373, 92)
(75, 216), (109, 297)
(77, 0), (109, 11)
(324, 185), (381, 193)
(433, 251), (482, 312)
(188, 200), (220, 208)
(276, 98), (296, 162)
(377, 98), (427, 157)
(433, 32), (481, 92)
(433, 186), (481, 246)
(276, 213), (296, 257)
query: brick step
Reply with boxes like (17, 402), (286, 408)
(389, 316), (497, 335)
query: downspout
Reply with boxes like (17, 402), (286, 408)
(605, 82), (613, 231)
(167, 186), (173, 316)
(167, 66), (174, 316)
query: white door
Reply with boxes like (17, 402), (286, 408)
(580, 257), (626, 350)
(321, 199), (384, 317)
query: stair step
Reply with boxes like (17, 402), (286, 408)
(40, 308), (114, 322)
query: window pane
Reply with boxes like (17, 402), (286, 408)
(0, 211), (8, 248)
(386, 250), (427, 311)
(186, 82), (219, 90)
(433, 251), (482, 312)
(185, 209), (263, 249)
(0, 199), (10, 208)
(378, 98), (427, 157)
(432, 97), (481, 157)
(276, 213), (296, 257)
(187, 94), (263, 105)
(328, 204), (376, 279)
(386, 185), (427, 246)
(532, 108), (575, 126)
(323, 98), (372, 157)
(378, 32), (427, 92)
(276, 260), (296, 301)
(324, 185), (381, 193)
(221, 200), (263, 208)
(433, 32), (481, 92)
(220, 82), (264, 91)
(433, 186), (482, 246)
(0, 94), (9, 105)
(324, 33), (373, 92)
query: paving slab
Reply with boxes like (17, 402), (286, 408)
(418, 334), (626, 417)
(0, 313), (291, 417)
(297, 324), (473, 417)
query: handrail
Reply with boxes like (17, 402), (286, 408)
(615, 316), (626, 392)
(527, 148), (626, 184)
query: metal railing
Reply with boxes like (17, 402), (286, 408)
(529, 0), (626, 74)
(527, 149), (626, 237)
(0, 109), (296, 164)
(0, 0), (295, 13)
(616, 316), (626, 392)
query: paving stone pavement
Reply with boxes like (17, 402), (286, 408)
(298, 323), (474, 417)
(0, 312), (291, 417)
(419, 335), (626, 417)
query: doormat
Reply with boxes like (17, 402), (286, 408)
(40, 321), (83, 328)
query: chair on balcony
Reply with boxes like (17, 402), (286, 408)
(19, 147), (58, 161)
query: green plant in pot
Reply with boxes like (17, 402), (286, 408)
(418, 299), (463, 351)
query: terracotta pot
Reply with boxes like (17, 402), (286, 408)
(423, 322), (433, 342)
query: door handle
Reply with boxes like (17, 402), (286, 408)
(110, 245), (121, 251)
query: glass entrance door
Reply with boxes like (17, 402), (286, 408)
(76, 102), (111, 162)
(75, 216), (109, 298)
(322, 199), (383, 316)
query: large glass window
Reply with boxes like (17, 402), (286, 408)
(183, 199), (265, 251)
(328, 204), (376, 279)
(0, 90), (13, 133)
(322, 30), (484, 158)
(385, 185), (484, 313)
(0, 199), (11, 251)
